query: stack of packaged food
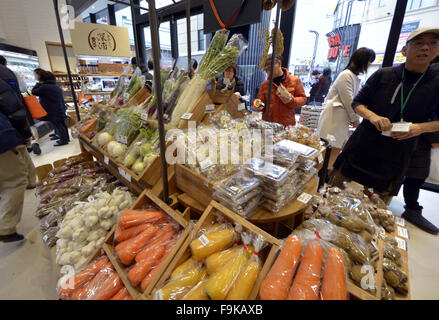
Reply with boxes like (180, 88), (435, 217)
(212, 171), (263, 218)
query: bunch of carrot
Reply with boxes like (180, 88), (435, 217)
(259, 235), (347, 300)
(58, 255), (133, 300)
(114, 208), (181, 292)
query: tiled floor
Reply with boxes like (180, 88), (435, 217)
(1, 133), (438, 299)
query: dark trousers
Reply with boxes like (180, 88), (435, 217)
(403, 177), (424, 210)
(52, 120), (69, 143)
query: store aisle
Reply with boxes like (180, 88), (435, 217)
(0, 135), (438, 299)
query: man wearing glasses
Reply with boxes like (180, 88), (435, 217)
(329, 27), (439, 234)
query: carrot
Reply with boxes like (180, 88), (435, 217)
(114, 223), (153, 243)
(118, 210), (166, 228)
(110, 287), (130, 300)
(72, 261), (113, 300)
(140, 238), (177, 292)
(86, 271), (124, 300)
(152, 217), (171, 227)
(117, 225), (158, 265)
(59, 257), (109, 299)
(135, 226), (175, 263)
(120, 208), (158, 217)
(320, 248), (347, 300)
(287, 241), (324, 300)
(81, 118), (97, 133)
(115, 224), (173, 254)
(259, 235), (302, 300)
(128, 245), (166, 286)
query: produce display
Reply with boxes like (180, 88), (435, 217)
(260, 235), (348, 300)
(299, 184), (406, 299)
(112, 207), (184, 292)
(122, 128), (159, 175)
(58, 254), (133, 300)
(36, 155), (120, 248)
(108, 68), (145, 107)
(298, 105), (325, 131)
(154, 213), (267, 300)
(55, 188), (134, 270)
(168, 31), (248, 128)
(276, 125), (322, 152)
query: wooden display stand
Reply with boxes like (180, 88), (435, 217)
(125, 87), (151, 108)
(147, 200), (282, 300)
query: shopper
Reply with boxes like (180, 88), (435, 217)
(317, 48), (376, 170)
(329, 28), (439, 229)
(191, 58), (198, 75)
(131, 57), (153, 82)
(309, 67), (332, 105)
(252, 54), (307, 127)
(216, 62), (245, 98)
(147, 58), (154, 78)
(0, 65), (33, 242)
(401, 54), (439, 234)
(32, 69), (70, 146)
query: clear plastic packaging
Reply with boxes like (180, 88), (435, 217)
(244, 158), (289, 186)
(213, 171), (260, 201)
(283, 124), (321, 150)
(213, 186), (261, 207)
(274, 139), (319, 160)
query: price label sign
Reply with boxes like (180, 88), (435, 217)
(397, 226), (409, 239)
(395, 237), (407, 251)
(104, 156), (109, 165)
(199, 158), (215, 171)
(141, 112), (148, 121)
(238, 103), (246, 111)
(199, 235), (210, 246)
(395, 217), (406, 227)
(116, 135), (128, 145)
(318, 153), (324, 164)
(297, 192), (313, 204)
(118, 167), (131, 182)
(181, 113), (193, 120)
(205, 104), (215, 113)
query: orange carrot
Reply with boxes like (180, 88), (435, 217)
(71, 261), (113, 300)
(120, 208), (158, 217)
(85, 271), (123, 300)
(140, 238), (177, 292)
(128, 245), (166, 286)
(114, 223), (153, 243)
(287, 241), (324, 300)
(115, 224), (173, 254)
(118, 210), (166, 228)
(135, 226), (175, 263)
(117, 225), (158, 265)
(320, 248), (347, 300)
(259, 235), (303, 300)
(110, 287), (130, 300)
(59, 257), (109, 299)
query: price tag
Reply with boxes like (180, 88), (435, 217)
(199, 158), (215, 171)
(116, 135), (128, 145)
(118, 167), (131, 182)
(297, 192), (313, 204)
(395, 216), (406, 227)
(181, 113), (193, 120)
(141, 112), (148, 121)
(155, 290), (163, 300)
(205, 104), (215, 113)
(397, 226), (409, 239)
(395, 237), (407, 251)
(391, 122), (412, 133)
(104, 156), (109, 165)
(238, 103), (246, 111)
(318, 153), (324, 164)
(199, 235), (210, 246)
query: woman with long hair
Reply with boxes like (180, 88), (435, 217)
(317, 47), (376, 170)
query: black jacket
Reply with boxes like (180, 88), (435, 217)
(216, 75), (245, 97)
(32, 80), (67, 121)
(0, 65), (32, 147)
(334, 64), (439, 195)
(406, 132), (439, 179)
(309, 75), (331, 103)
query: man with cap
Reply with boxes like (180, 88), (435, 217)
(252, 54), (307, 127)
(330, 27), (439, 234)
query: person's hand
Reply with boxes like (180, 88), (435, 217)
(352, 120), (360, 128)
(370, 114), (392, 132)
(234, 92), (241, 98)
(432, 143), (439, 149)
(391, 123), (424, 140)
(252, 99), (265, 111)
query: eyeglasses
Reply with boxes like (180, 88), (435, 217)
(409, 39), (439, 48)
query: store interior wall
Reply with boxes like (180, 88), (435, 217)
(0, 0), (81, 71)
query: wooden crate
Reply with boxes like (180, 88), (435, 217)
(125, 87), (151, 108)
(148, 200), (282, 300)
(101, 189), (193, 300)
(175, 163), (214, 207)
